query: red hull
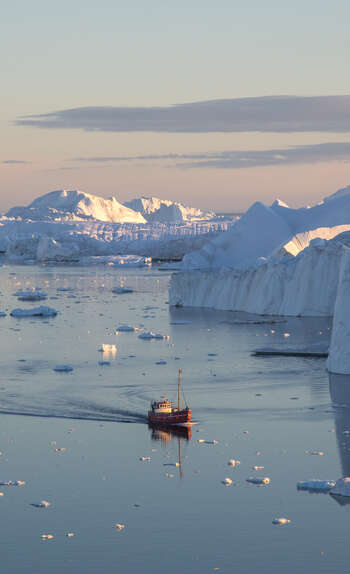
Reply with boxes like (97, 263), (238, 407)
(148, 408), (192, 425)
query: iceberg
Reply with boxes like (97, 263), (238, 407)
(124, 196), (216, 222)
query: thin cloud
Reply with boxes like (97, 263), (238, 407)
(72, 142), (350, 170)
(2, 159), (31, 165)
(16, 95), (350, 133)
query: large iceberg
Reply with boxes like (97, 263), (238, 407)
(327, 247), (350, 374)
(7, 189), (146, 224)
(169, 186), (350, 316)
(124, 196), (216, 222)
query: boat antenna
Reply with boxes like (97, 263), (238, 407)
(178, 369), (182, 411)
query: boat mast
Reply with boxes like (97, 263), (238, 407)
(178, 369), (182, 411)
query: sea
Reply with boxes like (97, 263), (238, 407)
(0, 262), (350, 574)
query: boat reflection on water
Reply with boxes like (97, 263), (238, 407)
(148, 423), (192, 479)
(329, 373), (350, 506)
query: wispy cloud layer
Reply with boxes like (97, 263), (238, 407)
(2, 159), (31, 165)
(16, 96), (350, 133)
(73, 142), (350, 169)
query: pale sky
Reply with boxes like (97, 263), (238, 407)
(1, 0), (350, 212)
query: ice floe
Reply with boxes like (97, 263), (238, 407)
(138, 332), (169, 340)
(246, 477), (270, 485)
(98, 344), (117, 353)
(112, 287), (134, 294)
(31, 500), (51, 508)
(115, 325), (139, 332)
(222, 478), (233, 486)
(54, 365), (74, 372)
(272, 517), (291, 525)
(10, 306), (57, 317)
(227, 459), (240, 467)
(297, 480), (335, 493)
(14, 290), (48, 301)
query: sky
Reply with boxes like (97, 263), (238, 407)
(1, 0), (350, 213)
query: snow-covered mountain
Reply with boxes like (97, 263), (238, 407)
(124, 196), (216, 222)
(7, 190), (146, 224)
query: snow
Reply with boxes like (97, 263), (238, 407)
(327, 247), (350, 373)
(10, 306), (58, 317)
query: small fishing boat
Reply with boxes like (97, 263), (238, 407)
(148, 370), (192, 425)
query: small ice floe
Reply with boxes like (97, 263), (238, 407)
(330, 477), (350, 497)
(169, 320), (192, 325)
(208, 353), (218, 357)
(246, 477), (270, 485)
(98, 360), (111, 366)
(0, 480), (25, 486)
(164, 473), (174, 478)
(66, 532), (75, 537)
(253, 341), (329, 358)
(283, 333), (291, 338)
(0, 493), (3, 497)
(0, 312), (6, 318)
(253, 465), (265, 471)
(112, 287), (133, 294)
(155, 360), (167, 365)
(31, 500), (51, 508)
(98, 344), (117, 353)
(272, 517), (291, 525)
(228, 459), (240, 467)
(243, 430), (249, 434)
(115, 524), (125, 531)
(41, 534), (54, 540)
(222, 477), (233, 486)
(115, 325), (138, 332)
(10, 306), (57, 318)
(163, 462), (180, 467)
(138, 332), (169, 340)
(197, 439), (218, 445)
(297, 480), (335, 493)
(55, 447), (66, 453)
(54, 365), (73, 372)
(139, 456), (151, 462)
(306, 450), (325, 456)
(15, 290), (48, 302)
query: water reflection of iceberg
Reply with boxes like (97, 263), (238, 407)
(329, 374), (350, 505)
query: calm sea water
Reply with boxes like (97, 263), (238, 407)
(0, 263), (349, 573)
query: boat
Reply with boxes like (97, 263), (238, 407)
(148, 369), (192, 426)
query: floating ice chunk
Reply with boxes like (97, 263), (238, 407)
(307, 450), (325, 456)
(272, 517), (291, 525)
(0, 480), (25, 486)
(0, 312), (6, 317)
(115, 325), (138, 332)
(253, 465), (265, 470)
(31, 500), (51, 508)
(10, 306), (57, 318)
(138, 332), (169, 340)
(246, 477), (270, 485)
(169, 320), (192, 325)
(55, 447), (66, 452)
(228, 459), (240, 467)
(98, 344), (117, 353)
(197, 439), (218, 445)
(15, 290), (48, 301)
(283, 333), (291, 338)
(163, 462), (180, 467)
(0, 493), (3, 497)
(155, 360), (167, 365)
(222, 477), (233, 486)
(112, 287), (133, 294)
(66, 532), (75, 537)
(330, 477), (350, 497)
(164, 473), (174, 478)
(54, 365), (73, 372)
(115, 524), (125, 531)
(139, 456), (151, 462)
(297, 480), (335, 492)
(98, 360), (111, 366)
(41, 534), (54, 540)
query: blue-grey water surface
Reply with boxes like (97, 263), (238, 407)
(0, 263), (349, 573)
